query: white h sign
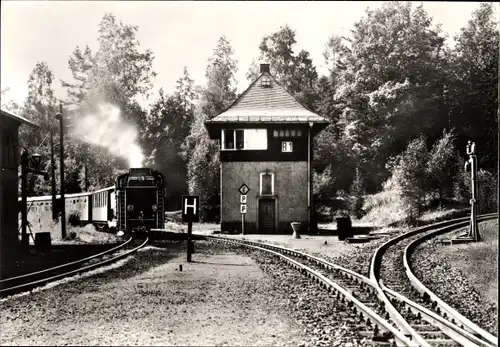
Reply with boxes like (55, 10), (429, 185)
(182, 195), (199, 222)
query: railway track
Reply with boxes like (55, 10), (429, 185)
(195, 213), (497, 347)
(0, 237), (149, 298)
(371, 213), (498, 347)
(203, 235), (415, 346)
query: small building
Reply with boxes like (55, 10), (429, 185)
(205, 63), (329, 233)
(1, 108), (38, 260)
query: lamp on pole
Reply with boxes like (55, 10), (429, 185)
(55, 103), (66, 240)
(20, 149), (49, 247)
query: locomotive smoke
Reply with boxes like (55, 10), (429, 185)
(71, 103), (144, 168)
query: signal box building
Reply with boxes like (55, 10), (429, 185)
(205, 64), (328, 233)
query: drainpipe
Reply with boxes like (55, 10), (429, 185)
(308, 122), (313, 232)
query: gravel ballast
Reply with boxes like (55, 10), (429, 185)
(1, 240), (377, 346)
(410, 220), (498, 336)
(1, 241), (306, 346)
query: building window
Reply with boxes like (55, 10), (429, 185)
(282, 141), (293, 153)
(235, 129), (244, 149)
(221, 129), (267, 150)
(261, 76), (271, 87)
(273, 129), (303, 138)
(260, 172), (274, 196)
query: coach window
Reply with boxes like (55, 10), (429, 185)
(260, 172), (274, 196)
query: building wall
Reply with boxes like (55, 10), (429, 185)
(221, 161), (308, 233)
(0, 117), (21, 251)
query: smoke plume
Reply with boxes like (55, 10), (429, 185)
(71, 103), (144, 168)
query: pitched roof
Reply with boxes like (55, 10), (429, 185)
(205, 72), (327, 124)
(1, 108), (38, 127)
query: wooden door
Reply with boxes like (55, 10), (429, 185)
(258, 199), (275, 233)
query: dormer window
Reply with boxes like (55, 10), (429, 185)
(261, 76), (271, 88)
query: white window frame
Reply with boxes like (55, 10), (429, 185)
(281, 141), (293, 153)
(221, 129), (267, 150)
(221, 129), (244, 150)
(259, 172), (274, 196)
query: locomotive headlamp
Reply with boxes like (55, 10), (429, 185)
(127, 204), (134, 211)
(152, 205), (158, 211)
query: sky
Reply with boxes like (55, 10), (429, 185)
(1, 1), (497, 110)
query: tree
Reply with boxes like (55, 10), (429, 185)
(18, 63), (70, 196)
(63, 13), (156, 111)
(426, 129), (461, 206)
(175, 66), (196, 113)
(392, 135), (429, 221)
(181, 36), (238, 221)
(246, 25), (319, 109)
(61, 13), (156, 191)
(141, 87), (193, 210)
(349, 166), (366, 219)
(324, 2), (449, 191)
(1, 88), (23, 115)
(323, 34), (350, 81)
(448, 2), (499, 171)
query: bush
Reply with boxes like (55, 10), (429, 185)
(455, 169), (497, 214)
(313, 165), (336, 203)
(67, 231), (78, 240)
(392, 135), (429, 222)
(426, 129), (461, 206)
(349, 167), (365, 219)
(68, 211), (81, 227)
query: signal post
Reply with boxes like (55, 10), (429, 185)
(182, 195), (199, 262)
(448, 141), (481, 245)
(238, 184), (249, 235)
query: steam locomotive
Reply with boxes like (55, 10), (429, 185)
(20, 168), (165, 236)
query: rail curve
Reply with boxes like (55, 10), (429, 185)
(202, 235), (418, 346)
(370, 213), (498, 347)
(0, 237), (148, 297)
(404, 215), (498, 346)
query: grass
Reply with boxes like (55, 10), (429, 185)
(358, 186), (470, 229)
(358, 189), (405, 227)
(444, 219), (498, 305)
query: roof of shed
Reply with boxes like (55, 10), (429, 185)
(1, 108), (38, 127)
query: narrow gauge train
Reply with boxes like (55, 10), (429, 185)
(20, 168), (166, 236)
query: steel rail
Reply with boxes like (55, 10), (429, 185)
(1, 237), (147, 297)
(0, 237), (133, 285)
(370, 213), (498, 347)
(383, 285), (495, 347)
(404, 215), (498, 347)
(204, 235), (418, 347)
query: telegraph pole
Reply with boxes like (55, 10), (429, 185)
(56, 103), (66, 240)
(50, 130), (57, 220)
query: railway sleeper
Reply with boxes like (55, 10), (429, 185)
(424, 338), (461, 347)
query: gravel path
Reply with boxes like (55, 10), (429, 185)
(0, 242), (306, 346)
